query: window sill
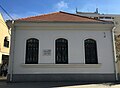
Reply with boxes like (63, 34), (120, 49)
(21, 64), (101, 68)
(4, 46), (9, 48)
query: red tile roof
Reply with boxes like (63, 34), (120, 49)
(17, 11), (107, 22)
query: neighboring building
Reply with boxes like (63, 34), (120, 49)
(76, 8), (116, 21)
(76, 8), (120, 34)
(7, 11), (116, 82)
(0, 14), (10, 71)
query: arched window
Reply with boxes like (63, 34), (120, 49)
(55, 38), (68, 64)
(25, 38), (39, 64)
(4, 36), (9, 48)
(84, 39), (98, 64)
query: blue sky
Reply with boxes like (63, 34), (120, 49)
(0, 0), (120, 20)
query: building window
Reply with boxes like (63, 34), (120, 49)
(55, 38), (68, 64)
(112, 17), (114, 19)
(4, 36), (9, 48)
(2, 55), (9, 64)
(25, 38), (39, 64)
(84, 39), (98, 64)
(94, 17), (98, 20)
(99, 17), (104, 19)
(105, 17), (112, 19)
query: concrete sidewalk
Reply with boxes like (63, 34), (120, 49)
(0, 81), (120, 88)
(0, 76), (7, 81)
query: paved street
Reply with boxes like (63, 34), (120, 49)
(0, 81), (120, 88)
(0, 76), (120, 88)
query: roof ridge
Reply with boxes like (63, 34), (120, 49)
(59, 11), (109, 22)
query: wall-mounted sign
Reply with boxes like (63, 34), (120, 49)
(43, 49), (51, 56)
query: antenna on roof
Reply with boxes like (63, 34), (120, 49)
(95, 8), (99, 13)
(76, 8), (78, 13)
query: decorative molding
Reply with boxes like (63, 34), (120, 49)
(14, 22), (113, 31)
(21, 63), (101, 68)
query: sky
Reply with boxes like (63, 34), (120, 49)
(0, 0), (120, 20)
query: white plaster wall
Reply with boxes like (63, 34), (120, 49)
(11, 23), (114, 74)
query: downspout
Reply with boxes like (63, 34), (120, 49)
(111, 26), (118, 81)
(9, 20), (15, 82)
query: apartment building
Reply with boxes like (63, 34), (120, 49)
(0, 13), (10, 70)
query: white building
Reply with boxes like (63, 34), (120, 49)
(7, 11), (116, 82)
(76, 8), (120, 35)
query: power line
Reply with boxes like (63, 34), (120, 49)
(0, 4), (14, 20)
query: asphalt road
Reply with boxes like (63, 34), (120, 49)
(0, 81), (120, 88)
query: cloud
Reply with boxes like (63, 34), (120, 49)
(54, 1), (76, 13)
(55, 1), (68, 11)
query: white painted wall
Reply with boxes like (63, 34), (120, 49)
(9, 22), (115, 74)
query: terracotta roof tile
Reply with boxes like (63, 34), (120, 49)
(17, 11), (107, 22)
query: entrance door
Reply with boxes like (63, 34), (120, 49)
(0, 55), (9, 78)
(55, 38), (68, 64)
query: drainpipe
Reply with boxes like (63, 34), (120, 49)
(111, 26), (118, 81)
(9, 20), (15, 82)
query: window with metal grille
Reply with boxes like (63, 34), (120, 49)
(84, 39), (98, 64)
(4, 36), (9, 48)
(55, 38), (68, 64)
(25, 38), (39, 64)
